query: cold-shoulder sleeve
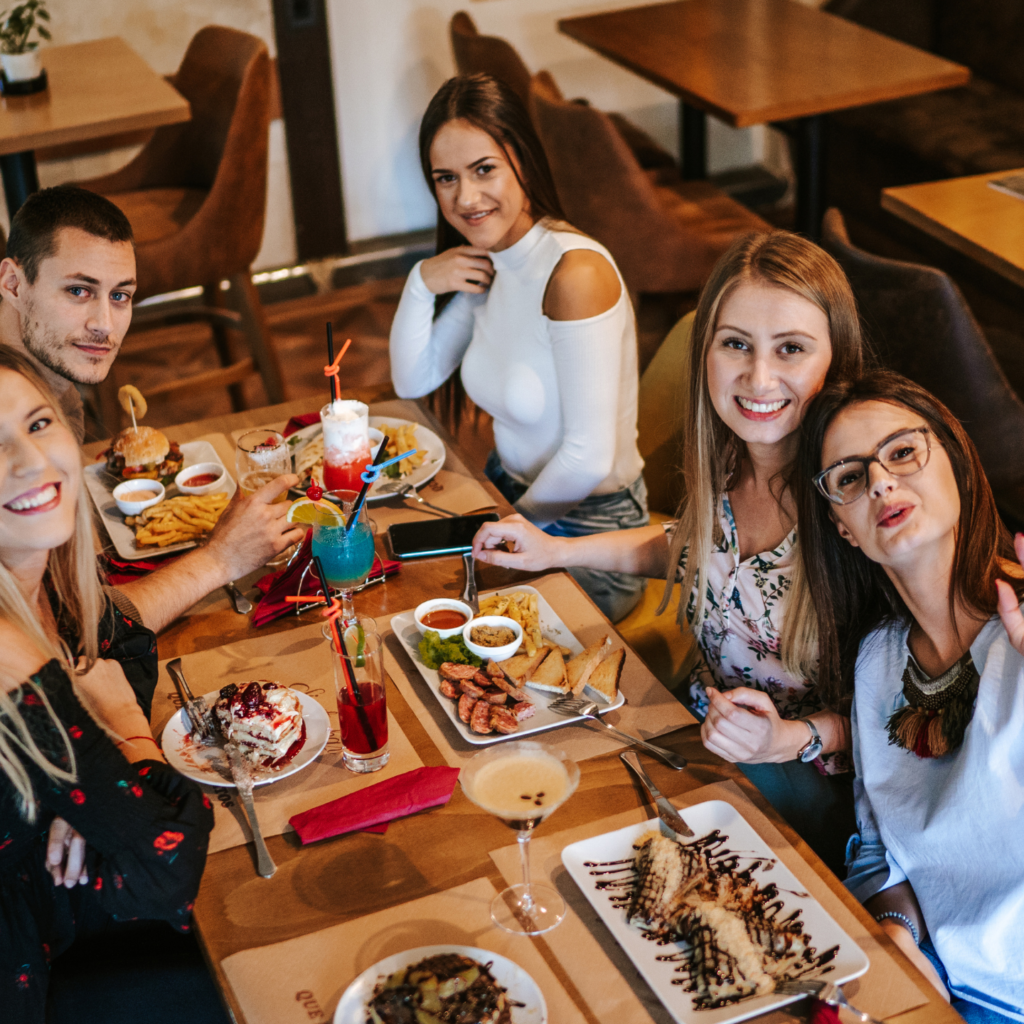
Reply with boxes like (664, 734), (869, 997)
(389, 261), (485, 398)
(8, 661), (213, 931)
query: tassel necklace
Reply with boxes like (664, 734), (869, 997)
(886, 650), (979, 758)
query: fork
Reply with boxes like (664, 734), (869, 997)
(548, 696), (687, 769)
(776, 980), (886, 1023)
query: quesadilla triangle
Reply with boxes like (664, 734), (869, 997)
(586, 647), (624, 703)
(526, 645), (568, 693)
(567, 636), (612, 695)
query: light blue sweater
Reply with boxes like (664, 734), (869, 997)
(846, 615), (1024, 1022)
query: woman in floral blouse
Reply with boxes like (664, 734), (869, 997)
(0, 347), (213, 1022)
(473, 232), (865, 874)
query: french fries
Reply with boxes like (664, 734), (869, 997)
(126, 492), (229, 548)
(476, 591), (543, 656)
(378, 422), (425, 476)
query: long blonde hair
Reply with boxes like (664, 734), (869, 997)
(656, 232), (864, 681)
(0, 346), (105, 820)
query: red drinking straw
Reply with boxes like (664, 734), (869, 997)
(344, 434), (389, 535)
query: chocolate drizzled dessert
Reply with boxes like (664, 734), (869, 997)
(586, 830), (837, 1009)
(213, 680), (306, 768)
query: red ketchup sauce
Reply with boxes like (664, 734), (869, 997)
(182, 472), (221, 487)
(422, 609), (468, 630)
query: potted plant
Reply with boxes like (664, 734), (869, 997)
(0, 0), (49, 84)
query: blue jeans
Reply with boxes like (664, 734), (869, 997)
(919, 940), (1023, 1023)
(484, 450), (649, 623)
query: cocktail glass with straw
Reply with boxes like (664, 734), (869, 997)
(310, 489), (376, 626)
(460, 740), (580, 934)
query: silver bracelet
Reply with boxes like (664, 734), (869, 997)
(874, 910), (920, 946)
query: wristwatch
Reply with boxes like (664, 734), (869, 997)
(797, 718), (823, 763)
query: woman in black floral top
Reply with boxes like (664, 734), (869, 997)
(0, 347), (212, 1023)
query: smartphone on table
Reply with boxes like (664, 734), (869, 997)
(387, 513), (499, 560)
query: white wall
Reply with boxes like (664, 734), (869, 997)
(19, 0), (296, 271)
(327, 0), (770, 242)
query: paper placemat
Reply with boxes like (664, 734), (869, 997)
(153, 622), (423, 853)
(489, 779), (929, 1024)
(220, 877), (588, 1024)
(380, 572), (696, 767)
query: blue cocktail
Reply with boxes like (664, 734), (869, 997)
(311, 490), (376, 624)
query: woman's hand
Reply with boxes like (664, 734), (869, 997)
(878, 920), (950, 1001)
(701, 687), (810, 764)
(73, 658), (163, 763)
(46, 817), (88, 888)
(419, 246), (495, 295)
(995, 533), (1024, 654)
(472, 514), (566, 571)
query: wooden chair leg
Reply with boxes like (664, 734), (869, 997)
(231, 271), (285, 405)
(203, 283), (247, 412)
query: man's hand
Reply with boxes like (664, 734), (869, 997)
(204, 473), (305, 581)
(47, 817), (88, 888)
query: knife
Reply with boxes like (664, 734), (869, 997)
(225, 741), (277, 878)
(620, 751), (694, 838)
(461, 551), (479, 613)
(224, 581), (253, 614)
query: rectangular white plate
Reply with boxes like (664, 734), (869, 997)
(391, 584), (626, 745)
(85, 439), (237, 561)
(561, 802), (870, 1024)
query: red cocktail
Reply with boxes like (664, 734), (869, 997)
(338, 682), (387, 755)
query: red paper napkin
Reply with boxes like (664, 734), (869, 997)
(289, 766), (461, 844)
(104, 553), (183, 586)
(283, 412), (321, 438)
(252, 532), (400, 628)
(809, 1001), (840, 1024)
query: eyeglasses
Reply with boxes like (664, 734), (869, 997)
(814, 426), (932, 505)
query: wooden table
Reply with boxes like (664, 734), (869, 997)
(558, 0), (969, 238)
(119, 392), (959, 1024)
(0, 37), (190, 214)
(882, 170), (1024, 290)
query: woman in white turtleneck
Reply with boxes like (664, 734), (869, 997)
(390, 73), (647, 622)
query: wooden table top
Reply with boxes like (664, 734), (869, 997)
(126, 391), (958, 1024)
(0, 37), (190, 156)
(559, 0), (970, 128)
(882, 170), (1024, 290)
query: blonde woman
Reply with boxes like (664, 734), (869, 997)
(473, 232), (864, 874)
(0, 347), (212, 1023)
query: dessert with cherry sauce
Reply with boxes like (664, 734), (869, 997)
(213, 680), (306, 768)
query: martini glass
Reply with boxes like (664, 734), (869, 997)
(310, 489), (376, 625)
(460, 740), (580, 934)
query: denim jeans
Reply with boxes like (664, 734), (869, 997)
(919, 939), (1023, 1023)
(484, 450), (649, 622)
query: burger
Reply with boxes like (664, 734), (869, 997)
(104, 426), (184, 483)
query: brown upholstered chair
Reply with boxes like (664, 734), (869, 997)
(821, 207), (1024, 530)
(79, 26), (284, 423)
(449, 12), (675, 173)
(529, 71), (771, 296)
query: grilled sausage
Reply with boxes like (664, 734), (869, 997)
(439, 662), (481, 681)
(480, 687), (508, 705)
(489, 706), (519, 734)
(470, 699), (494, 734)
(512, 701), (536, 721)
(459, 677), (486, 698)
(438, 679), (461, 700)
(490, 673), (530, 702)
(458, 693), (478, 723)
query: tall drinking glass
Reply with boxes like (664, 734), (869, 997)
(311, 489), (376, 625)
(460, 740), (580, 934)
(324, 623), (388, 773)
(236, 429), (291, 501)
(320, 400), (371, 495)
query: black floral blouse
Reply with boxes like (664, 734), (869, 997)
(0, 597), (214, 1023)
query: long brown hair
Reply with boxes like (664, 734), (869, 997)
(657, 231), (865, 682)
(417, 73), (567, 429)
(796, 369), (1024, 712)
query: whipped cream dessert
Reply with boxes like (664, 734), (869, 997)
(214, 680), (306, 768)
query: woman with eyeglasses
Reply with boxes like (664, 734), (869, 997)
(797, 369), (1024, 1022)
(474, 231), (866, 876)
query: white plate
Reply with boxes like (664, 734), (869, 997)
(391, 584), (626, 746)
(333, 944), (546, 1024)
(561, 801), (870, 1024)
(288, 416), (446, 502)
(85, 439), (237, 561)
(160, 689), (330, 788)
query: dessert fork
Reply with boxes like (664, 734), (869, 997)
(547, 696), (687, 769)
(775, 979), (885, 1023)
(225, 741), (277, 879)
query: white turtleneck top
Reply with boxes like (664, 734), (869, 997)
(389, 219), (644, 526)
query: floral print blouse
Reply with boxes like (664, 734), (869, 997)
(676, 494), (849, 775)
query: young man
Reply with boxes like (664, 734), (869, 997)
(0, 185), (304, 632)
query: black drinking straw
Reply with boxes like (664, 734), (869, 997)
(326, 322), (336, 404)
(344, 434), (390, 534)
(312, 554), (379, 751)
